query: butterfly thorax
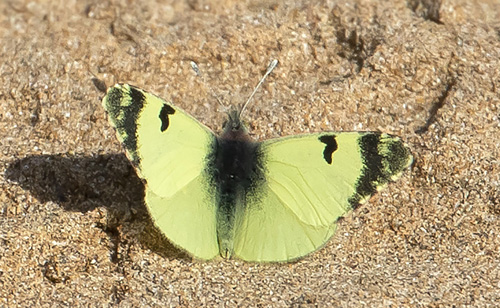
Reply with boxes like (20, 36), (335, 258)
(211, 111), (264, 258)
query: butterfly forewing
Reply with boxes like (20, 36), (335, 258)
(103, 84), (219, 259)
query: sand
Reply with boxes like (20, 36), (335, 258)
(0, 0), (499, 306)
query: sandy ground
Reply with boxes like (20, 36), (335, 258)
(0, 0), (499, 306)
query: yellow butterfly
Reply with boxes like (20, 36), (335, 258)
(102, 60), (412, 262)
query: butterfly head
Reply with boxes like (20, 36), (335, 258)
(221, 107), (250, 140)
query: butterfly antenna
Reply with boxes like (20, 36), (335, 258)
(190, 61), (227, 111)
(239, 59), (278, 118)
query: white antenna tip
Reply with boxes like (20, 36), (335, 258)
(239, 59), (279, 118)
(190, 61), (201, 76)
(268, 59), (278, 71)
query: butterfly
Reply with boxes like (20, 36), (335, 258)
(101, 60), (412, 262)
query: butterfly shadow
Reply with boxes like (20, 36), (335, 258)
(5, 153), (191, 261)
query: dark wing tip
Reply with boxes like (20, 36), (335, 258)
(102, 84), (146, 165)
(349, 133), (412, 209)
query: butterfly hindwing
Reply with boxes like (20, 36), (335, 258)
(232, 132), (412, 262)
(102, 84), (219, 259)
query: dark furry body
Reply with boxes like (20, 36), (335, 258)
(208, 119), (264, 257)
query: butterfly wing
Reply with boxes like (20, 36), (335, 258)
(102, 84), (219, 259)
(232, 132), (412, 262)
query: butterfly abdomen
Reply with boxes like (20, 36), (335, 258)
(209, 135), (264, 258)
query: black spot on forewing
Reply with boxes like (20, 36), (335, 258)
(104, 85), (145, 165)
(348, 133), (411, 209)
(319, 135), (338, 165)
(159, 104), (176, 132)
